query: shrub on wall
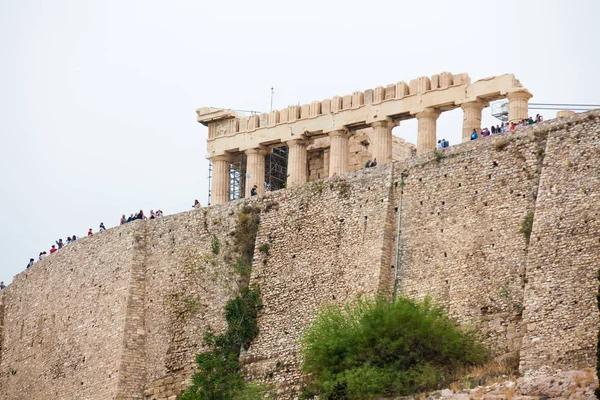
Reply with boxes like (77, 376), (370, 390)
(300, 297), (487, 399)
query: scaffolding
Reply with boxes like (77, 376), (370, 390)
(229, 159), (246, 201)
(207, 160), (212, 206)
(265, 146), (288, 192)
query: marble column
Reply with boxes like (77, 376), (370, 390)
(286, 138), (308, 187)
(415, 108), (441, 155)
(507, 89), (533, 123)
(460, 100), (488, 143)
(328, 129), (350, 176)
(370, 119), (393, 164)
(210, 155), (230, 206)
(245, 147), (267, 197)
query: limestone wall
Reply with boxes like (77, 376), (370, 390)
(520, 112), (600, 377)
(396, 127), (548, 357)
(241, 165), (398, 394)
(0, 222), (141, 400)
(1, 111), (599, 399)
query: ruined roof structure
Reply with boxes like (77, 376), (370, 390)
(197, 72), (533, 205)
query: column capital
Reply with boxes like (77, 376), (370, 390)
(212, 154), (231, 162)
(285, 138), (307, 147)
(414, 107), (441, 119)
(244, 146), (268, 156)
(459, 98), (489, 110)
(506, 88), (533, 101)
(367, 118), (395, 128)
(326, 128), (350, 138)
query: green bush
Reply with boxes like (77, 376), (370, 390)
(301, 297), (487, 399)
(179, 284), (263, 400)
(520, 211), (534, 244)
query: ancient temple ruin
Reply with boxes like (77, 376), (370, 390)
(197, 72), (532, 205)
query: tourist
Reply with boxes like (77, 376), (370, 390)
(50, 245), (57, 254)
(481, 127), (490, 137)
(55, 238), (64, 249)
(509, 122), (516, 131)
(99, 222), (106, 231)
(72, 235), (77, 242)
(470, 129), (478, 140)
(491, 126), (496, 134)
(156, 210), (163, 218)
(436, 140), (442, 149)
(364, 159), (372, 168)
(528, 117), (534, 125)
(137, 210), (144, 220)
(535, 114), (543, 123)
(120, 214), (127, 225)
(441, 139), (449, 148)
(127, 214), (133, 223)
(88, 228), (93, 236)
(150, 210), (156, 219)
(0, 282), (5, 290)
(193, 199), (201, 209)
(27, 258), (34, 269)
(38, 251), (46, 261)
(496, 125), (501, 133)
(66, 237), (72, 245)
(251, 185), (258, 196)
(370, 158), (378, 167)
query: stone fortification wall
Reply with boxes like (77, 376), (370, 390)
(519, 111), (600, 378)
(0, 222), (142, 400)
(142, 204), (243, 400)
(241, 164), (398, 394)
(1, 111), (599, 399)
(395, 127), (547, 357)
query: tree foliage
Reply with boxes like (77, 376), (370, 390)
(301, 297), (488, 399)
(179, 284), (263, 400)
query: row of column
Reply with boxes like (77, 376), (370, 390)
(210, 89), (532, 204)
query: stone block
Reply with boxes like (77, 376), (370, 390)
(310, 101), (321, 116)
(452, 72), (471, 85)
(238, 116), (249, 131)
(342, 95), (352, 110)
(373, 86), (385, 103)
(439, 72), (453, 88)
(351, 91), (364, 108)
(269, 110), (280, 126)
(331, 96), (342, 113)
(300, 104), (310, 119)
(431, 74), (439, 89)
(248, 114), (259, 130)
(279, 108), (289, 123)
(364, 89), (374, 104)
(395, 82), (408, 98)
(288, 105), (299, 122)
(384, 84), (395, 100)
(321, 99), (331, 114)
(260, 113), (269, 127)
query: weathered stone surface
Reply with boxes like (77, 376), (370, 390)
(0, 111), (599, 400)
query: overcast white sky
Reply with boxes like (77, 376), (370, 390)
(1, 0), (598, 284)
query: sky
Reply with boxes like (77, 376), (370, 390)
(1, 0), (599, 284)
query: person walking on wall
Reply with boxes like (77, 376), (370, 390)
(0, 282), (5, 290)
(364, 159), (372, 168)
(50, 245), (57, 254)
(470, 129), (478, 140)
(88, 229), (93, 236)
(251, 185), (258, 196)
(27, 258), (34, 269)
(370, 158), (377, 167)
(99, 222), (106, 231)
(55, 238), (64, 249)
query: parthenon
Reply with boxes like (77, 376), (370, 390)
(197, 72), (532, 205)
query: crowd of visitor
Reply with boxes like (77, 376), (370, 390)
(470, 114), (543, 140)
(20, 208), (166, 275)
